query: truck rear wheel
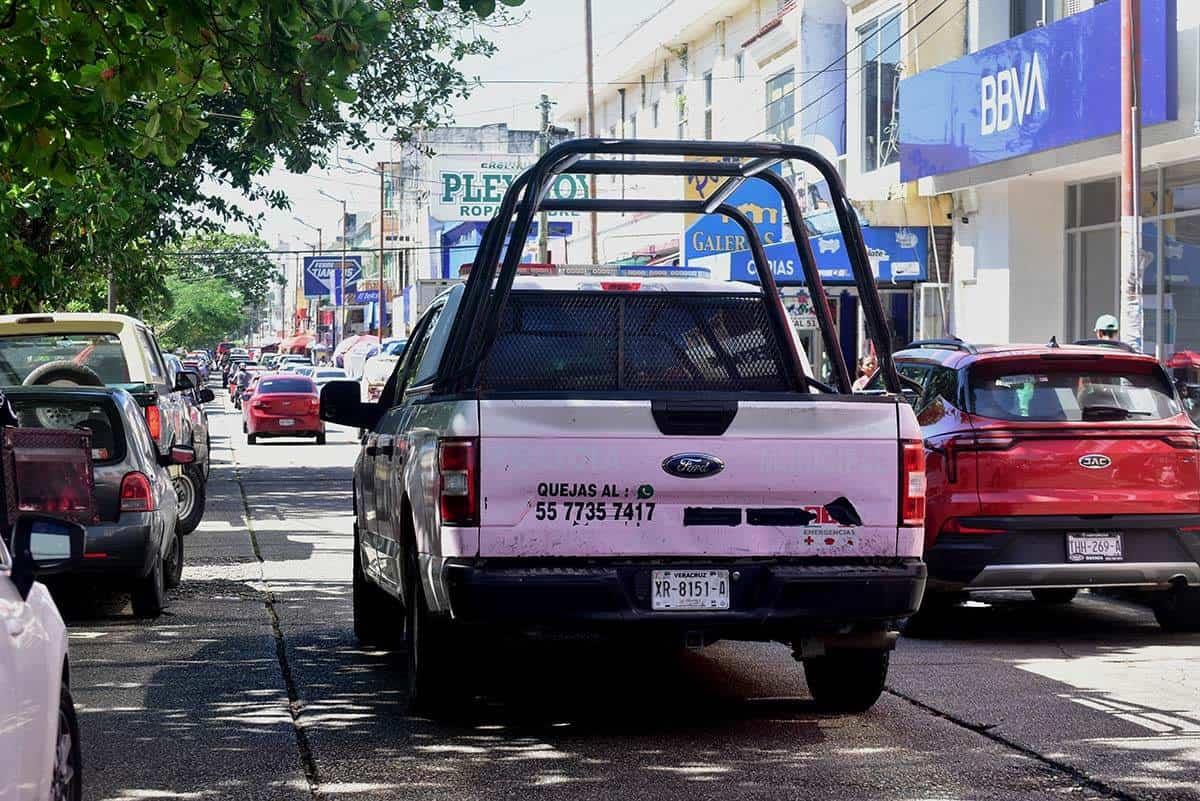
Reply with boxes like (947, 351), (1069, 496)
(802, 649), (890, 714)
(352, 525), (401, 646)
(1153, 585), (1200, 632)
(403, 545), (458, 713)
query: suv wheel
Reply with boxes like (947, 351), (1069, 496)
(173, 465), (206, 536)
(352, 525), (401, 646)
(802, 649), (890, 713)
(1153, 585), (1200, 632)
(1032, 588), (1078, 604)
(131, 552), (166, 618)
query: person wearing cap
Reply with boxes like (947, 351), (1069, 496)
(1094, 314), (1120, 341)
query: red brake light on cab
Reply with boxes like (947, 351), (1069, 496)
(900, 440), (926, 527)
(120, 472), (156, 513)
(438, 438), (479, 526)
(599, 281), (641, 292)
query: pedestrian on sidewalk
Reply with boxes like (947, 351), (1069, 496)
(1094, 314), (1120, 341)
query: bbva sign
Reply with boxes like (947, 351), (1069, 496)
(980, 52), (1047, 136)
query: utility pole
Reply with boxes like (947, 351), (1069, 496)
(378, 161), (387, 340)
(584, 0), (598, 264)
(339, 201), (348, 341)
(1120, 0), (1143, 352)
(106, 268), (117, 312)
(537, 93), (554, 263)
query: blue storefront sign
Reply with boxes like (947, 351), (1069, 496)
(302, 256), (363, 299)
(682, 171), (784, 265)
(729, 226), (929, 285)
(899, 0), (1176, 181)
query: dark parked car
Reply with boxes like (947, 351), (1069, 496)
(5, 386), (192, 617)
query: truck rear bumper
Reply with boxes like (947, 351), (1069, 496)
(435, 558), (926, 640)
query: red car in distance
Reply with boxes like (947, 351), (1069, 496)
(242, 374), (325, 445)
(869, 338), (1200, 631)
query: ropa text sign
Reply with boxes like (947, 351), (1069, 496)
(431, 154), (589, 221)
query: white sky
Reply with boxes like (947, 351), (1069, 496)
(214, 0), (663, 250)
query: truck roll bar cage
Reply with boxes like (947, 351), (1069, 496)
(436, 139), (904, 396)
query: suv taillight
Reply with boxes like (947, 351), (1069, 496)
(120, 472), (156, 512)
(900, 440), (926, 527)
(438, 438), (478, 525)
(144, 403), (162, 440)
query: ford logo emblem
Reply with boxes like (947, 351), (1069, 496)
(662, 453), (725, 479)
(1079, 454), (1112, 469)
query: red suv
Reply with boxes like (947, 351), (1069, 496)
(874, 338), (1200, 631)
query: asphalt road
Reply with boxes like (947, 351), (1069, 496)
(61, 390), (1200, 801)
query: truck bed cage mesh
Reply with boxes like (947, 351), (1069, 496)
(435, 139), (904, 396)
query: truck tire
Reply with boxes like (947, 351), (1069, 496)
(352, 525), (401, 646)
(1153, 585), (1200, 632)
(403, 543), (458, 713)
(802, 649), (890, 713)
(174, 465), (206, 536)
(22, 360), (104, 387)
(131, 552), (166, 619)
(1032, 588), (1078, 604)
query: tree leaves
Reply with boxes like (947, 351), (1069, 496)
(0, 0), (524, 313)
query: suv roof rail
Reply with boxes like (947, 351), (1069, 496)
(904, 338), (978, 354)
(1072, 338), (1137, 353)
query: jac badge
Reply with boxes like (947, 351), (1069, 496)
(1079, 454), (1112, 469)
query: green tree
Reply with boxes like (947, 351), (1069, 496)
(0, 0), (524, 313)
(173, 232), (280, 307)
(152, 276), (245, 351)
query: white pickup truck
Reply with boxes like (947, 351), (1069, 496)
(320, 139), (927, 714)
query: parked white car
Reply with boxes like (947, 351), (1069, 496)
(359, 339), (407, 402)
(0, 516), (84, 801)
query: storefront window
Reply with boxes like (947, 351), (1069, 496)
(764, 69), (795, 143)
(1067, 165), (1200, 360)
(1164, 162), (1200, 214)
(1080, 227), (1118, 334)
(859, 12), (901, 172)
(1078, 178), (1117, 227)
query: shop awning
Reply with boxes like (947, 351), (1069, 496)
(281, 334), (316, 354)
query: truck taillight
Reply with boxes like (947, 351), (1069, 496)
(438, 438), (478, 525)
(120, 472), (156, 513)
(144, 404), (162, 440)
(599, 281), (641, 291)
(900, 440), (926, 527)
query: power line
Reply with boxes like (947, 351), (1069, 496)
(747, 0), (956, 141)
(785, 0), (967, 142)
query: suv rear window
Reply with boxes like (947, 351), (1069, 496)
(258, 377), (316, 394)
(969, 363), (1181, 422)
(0, 334), (131, 385)
(479, 291), (794, 392)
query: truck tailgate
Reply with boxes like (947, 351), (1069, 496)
(478, 399), (903, 558)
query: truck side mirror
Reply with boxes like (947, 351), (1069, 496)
(320, 381), (382, 430)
